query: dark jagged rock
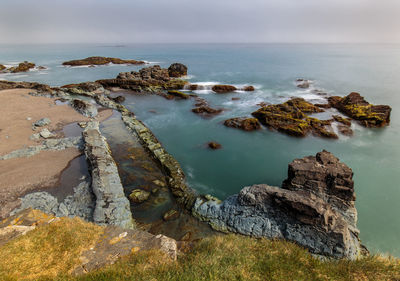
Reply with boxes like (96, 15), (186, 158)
(208, 142), (222, 150)
(0, 81), (52, 93)
(168, 63), (188, 78)
(332, 115), (352, 127)
(307, 117), (338, 139)
(97, 65), (188, 92)
(61, 82), (104, 93)
(111, 95), (125, 103)
(328, 92), (391, 128)
(242, 86), (255, 91)
(71, 99), (98, 118)
(192, 106), (223, 117)
(252, 98), (332, 138)
(62, 56), (145, 66)
(212, 85), (237, 93)
(167, 90), (190, 99)
(8, 61), (35, 73)
(193, 150), (363, 259)
(224, 117), (261, 131)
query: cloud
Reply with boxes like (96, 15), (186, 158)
(0, 0), (399, 43)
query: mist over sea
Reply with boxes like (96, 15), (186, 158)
(1, 43), (399, 257)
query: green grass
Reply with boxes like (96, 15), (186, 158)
(1, 217), (399, 281)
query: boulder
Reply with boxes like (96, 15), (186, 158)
(332, 115), (352, 127)
(224, 117), (261, 131)
(242, 86), (255, 91)
(208, 142), (222, 150)
(129, 189), (151, 203)
(168, 63), (188, 78)
(62, 56), (145, 66)
(328, 92), (391, 128)
(33, 118), (51, 127)
(212, 85), (237, 93)
(193, 150), (363, 259)
(61, 82), (104, 93)
(192, 106), (223, 117)
(39, 128), (55, 139)
(0, 81), (52, 93)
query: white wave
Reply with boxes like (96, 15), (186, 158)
(143, 61), (161, 64)
(8, 74), (28, 78)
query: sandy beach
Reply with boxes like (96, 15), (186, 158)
(0, 88), (112, 218)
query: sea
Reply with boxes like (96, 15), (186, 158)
(1, 43), (399, 257)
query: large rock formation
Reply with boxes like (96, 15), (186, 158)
(251, 98), (338, 138)
(8, 61), (36, 73)
(62, 56), (145, 66)
(0, 81), (52, 93)
(96, 64), (188, 92)
(328, 92), (391, 128)
(83, 121), (135, 229)
(192, 150), (363, 259)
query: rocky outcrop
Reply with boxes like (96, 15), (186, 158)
(168, 63), (188, 77)
(61, 82), (104, 93)
(129, 189), (151, 203)
(208, 142), (222, 150)
(192, 106), (223, 117)
(0, 81), (52, 93)
(8, 61), (36, 73)
(251, 98), (338, 138)
(167, 90), (190, 99)
(62, 56), (145, 66)
(71, 99), (98, 118)
(212, 85), (237, 93)
(0, 64), (5, 71)
(96, 65), (188, 92)
(328, 92), (391, 128)
(192, 150), (363, 259)
(83, 121), (135, 229)
(11, 181), (95, 221)
(223, 117), (261, 131)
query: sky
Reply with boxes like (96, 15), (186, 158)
(0, 0), (399, 44)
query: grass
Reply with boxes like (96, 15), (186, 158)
(0, 217), (103, 281)
(0, 218), (399, 281)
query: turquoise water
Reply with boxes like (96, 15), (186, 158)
(1, 44), (399, 256)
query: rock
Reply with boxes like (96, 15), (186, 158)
(187, 84), (199, 90)
(37, 66), (47, 70)
(192, 106), (223, 117)
(0, 64), (6, 71)
(78, 122), (87, 128)
(153, 180), (166, 187)
(328, 92), (391, 128)
(208, 142), (222, 150)
(71, 99), (98, 118)
(61, 82), (104, 93)
(33, 118), (51, 127)
(39, 128), (55, 139)
(29, 133), (40, 140)
(252, 98), (327, 137)
(212, 85), (237, 93)
(8, 61), (35, 73)
(83, 121), (135, 229)
(296, 79), (311, 88)
(193, 150), (363, 259)
(129, 189), (151, 203)
(232, 97), (240, 101)
(242, 86), (255, 91)
(111, 95), (125, 103)
(62, 57), (145, 66)
(0, 81), (52, 93)
(167, 90), (190, 99)
(332, 115), (352, 126)
(168, 63), (188, 78)
(307, 117), (338, 139)
(314, 103), (332, 109)
(97, 65), (188, 92)
(163, 209), (180, 221)
(224, 117), (261, 131)
(338, 124), (353, 136)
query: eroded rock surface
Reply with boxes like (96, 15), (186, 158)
(192, 150), (363, 259)
(328, 92), (391, 128)
(83, 121), (135, 229)
(224, 117), (261, 131)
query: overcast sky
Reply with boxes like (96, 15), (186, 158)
(0, 0), (399, 44)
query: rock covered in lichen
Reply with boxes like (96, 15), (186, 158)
(167, 90), (190, 99)
(8, 61), (36, 73)
(212, 85), (237, 93)
(223, 117), (261, 131)
(168, 63), (188, 78)
(328, 92), (391, 128)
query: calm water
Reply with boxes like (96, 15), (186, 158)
(1, 43), (399, 256)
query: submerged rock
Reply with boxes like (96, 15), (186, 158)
(167, 90), (190, 99)
(168, 63), (188, 78)
(208, 142), (222, 150)
(193, 150), (363, 259)
(62, 56), (145, 66)
(223, 117), (261, 131)
(0, 81), (52, 93)
(328, 92), (391, 128)
(129, 189), (151, 203)
(111, 95), (126, 103)
(163, 209), (180, 221)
